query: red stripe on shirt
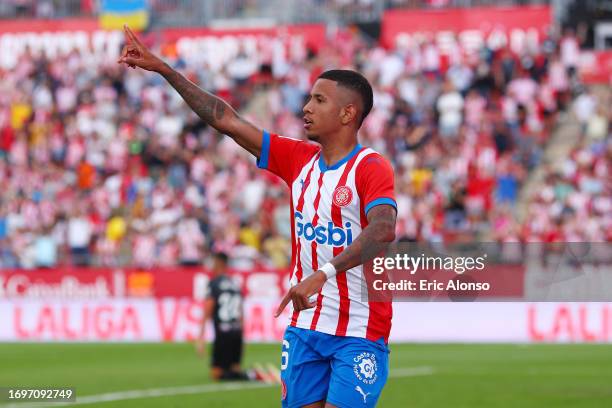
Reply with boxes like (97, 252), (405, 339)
(332, 148), (365, 336)
(309, 172), (325, 330)
(290, 154), (319, 326)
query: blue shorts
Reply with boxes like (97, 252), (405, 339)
(280, 326), (389, 408)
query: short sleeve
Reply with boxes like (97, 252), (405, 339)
(355, 153), (397, 216)
(257, 131), (320, 185)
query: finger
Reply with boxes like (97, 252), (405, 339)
(118, 56), (132, 65)
(118, 60), (137, 70)
(124, 25), (137, 42)
(123, 25), (133, 45)
(291, 297), (299, 312)
(293, 296), (306, 311)
(125, 25), (144, 48)
(309, 293), (320, 309)
(274, 292), (291, 317)
(119, 56), (138, 67)
(117, 48), (132, 63)
(124, 25), (143, 53)
(117, 45), (128, 63)
(298, 295), (316, 311)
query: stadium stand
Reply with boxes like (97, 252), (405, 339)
(0, 3), (609, 270)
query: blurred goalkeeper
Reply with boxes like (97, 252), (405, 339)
(120, 25), (396, 408)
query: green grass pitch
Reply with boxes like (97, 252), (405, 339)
(1, 342), (611, 407)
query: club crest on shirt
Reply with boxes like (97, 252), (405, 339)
(333, 185), (353, 207)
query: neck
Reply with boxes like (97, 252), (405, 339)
(319, 138), (358, 167)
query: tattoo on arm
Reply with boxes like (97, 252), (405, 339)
(161, 65), (235, 129)
(159, 64), (262, 158)
(330, 205), (397, 273)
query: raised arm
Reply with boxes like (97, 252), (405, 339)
(118, 25), (263, 158)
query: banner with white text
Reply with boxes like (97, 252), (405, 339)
(1, 300), (610, 343)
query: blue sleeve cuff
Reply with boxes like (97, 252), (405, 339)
(364, 197), (397, 215)
(257, 130), (271, 169)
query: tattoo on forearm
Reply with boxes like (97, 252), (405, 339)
(214, 100), (225, 120)
(157, 65), (262, 158)
(331, 205), (396, 273)
(161, 66), (234, 127)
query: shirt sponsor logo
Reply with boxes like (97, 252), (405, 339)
(294, 211), (353, 246)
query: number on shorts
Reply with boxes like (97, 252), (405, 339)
(281, 339), (290, 370)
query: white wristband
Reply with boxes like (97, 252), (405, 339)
(319, 262), (337, 280)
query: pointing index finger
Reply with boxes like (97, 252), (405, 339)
(274, 292), (291, 318)
(125, 25), (144, 48)
(123, 25), (133, 44)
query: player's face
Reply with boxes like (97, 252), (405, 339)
(303, 79), (344, 142)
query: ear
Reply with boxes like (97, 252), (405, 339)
(340, 104), (358, 126)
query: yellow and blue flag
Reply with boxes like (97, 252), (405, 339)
(100, 0), (149, 31)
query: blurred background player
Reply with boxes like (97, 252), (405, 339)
(195, 252), (248, 380)
(196, 251), (280, 383)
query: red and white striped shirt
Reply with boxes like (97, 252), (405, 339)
(258, 131), (396, 342)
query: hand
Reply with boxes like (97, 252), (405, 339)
(195, 336), (206, 357)
(274, 270), (327, 317)
(117, 25), (165, 72)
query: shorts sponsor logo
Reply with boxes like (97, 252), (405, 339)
(353, 352), (378, 385)
(333, 185), (353, 207)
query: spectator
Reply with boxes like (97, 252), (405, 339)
(34, 226), (57, 268)
(67, 206), (93, 266)
(177, 206), (206, 266)
(436, 80), (463, 138)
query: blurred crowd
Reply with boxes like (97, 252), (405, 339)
(0, 24), (610, 270)
(0, 0), (546, 20)
(0, 0), (93, 18)
(521, 87), (611, 243)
